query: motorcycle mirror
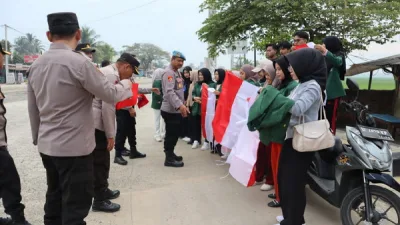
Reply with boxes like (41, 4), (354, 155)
(346, 78), (360, 100)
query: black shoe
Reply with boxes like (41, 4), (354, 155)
(121, 148), (130, 157)
(268, 193), (276, 199)
(105, 189), (120, 200)
(130, 150), (146, 159)
(164, 158), (184, 167)
(114, 156), (128, 165)
(0, 218), (12, 225)
(267, 200), (281, 208)
(172, 153), (183, 161)
(92, 200), (120, 213)
(187, 141), (193, 145)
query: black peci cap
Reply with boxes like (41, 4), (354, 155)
(47, 12), (80, 35)
(118, 53), (140, 75)
(76, 43), (96, 53)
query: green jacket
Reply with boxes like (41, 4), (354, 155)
(191, 82), (216, 116)
(248, 85), (295, 145)
(326, 51), (346, 100)
(151, 80), (163, 109)
(246, 79), (261, 87)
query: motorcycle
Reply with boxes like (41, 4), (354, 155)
(307, 78), (400, 225)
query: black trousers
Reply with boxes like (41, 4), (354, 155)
(190, 115), (202, 143)
(41, 153), (93, 225)
(180, 117), (190, 138)
(93, 129), (110, 201)
(161, 111), (182, 156)
(0, 147), (25, 221)
(115, 109), (136, 157)
(278, 139), (314, 225)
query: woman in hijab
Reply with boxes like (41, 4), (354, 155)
(253, 59), (278, 193)
(186, 70), (199, 145)
(240, 64), (260, 86)
(180, 66), (192, 142)
(191, 68), (216, 149)
(211, 68), (226, 155)
(151, 68), (166, 142)
(265, 57), (299, 208)
(315, 36), (346, 135)
(275, 48), (326, 225)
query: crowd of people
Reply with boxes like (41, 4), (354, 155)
(151, 31), (347, 225)
(0, 11), (348, 225)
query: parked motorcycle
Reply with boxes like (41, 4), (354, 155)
(307, 78), (400, 225)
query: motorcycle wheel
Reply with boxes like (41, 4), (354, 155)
(340, 185), (400, 225)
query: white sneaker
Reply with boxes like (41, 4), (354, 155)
(260, 184), (274, 191)
(276, 215), (284, 223)
(155, 136), (162, 142)
(221, 154), (229, 159)
(276, 215), (305, 225)
(201, 142), (210, 150)
(192, 141), (199, 149)
(182, 137), (191, 142)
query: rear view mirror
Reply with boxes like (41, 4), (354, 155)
(346, 78), (360, 100)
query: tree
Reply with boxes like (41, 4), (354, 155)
(80, 26), (100, 46)
(93, 42), (116, 64)
(197, 0), (400, 57)
(13, 34), (44, 55)
(0, 40), (12, 52)
(233, 56), (253, 70)
(122, 43), (170, 72)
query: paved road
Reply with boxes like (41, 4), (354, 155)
(0, 80), (397, 225)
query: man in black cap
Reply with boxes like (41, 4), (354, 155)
(75, 43), (96, 61)
(113, 54), (160, 166)
(27, 12), (133, 225)
(0, 44), (31, 225)
(91, 53), (141, 213)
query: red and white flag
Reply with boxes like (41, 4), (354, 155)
(201, 84), (217, 142)
(212, 72), (259, 149)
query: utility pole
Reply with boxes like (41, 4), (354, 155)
(4, 24), (9, 78)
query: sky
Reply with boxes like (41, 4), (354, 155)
(1, 0), (400, 71)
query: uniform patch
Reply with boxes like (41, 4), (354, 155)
(168, 76), (173, 82)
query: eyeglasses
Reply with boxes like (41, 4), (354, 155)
(293, 39), (303, 43)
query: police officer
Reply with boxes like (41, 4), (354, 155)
(161, 51), (190, 168)
(75, 43), (96, 61)
(91, 53), (139, 212)
(27, 12), (132, 225)
(0, 44), (31, 225)
(114, 54), (160, 166)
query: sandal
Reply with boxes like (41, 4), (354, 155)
(268, 193), (276, 199)
(268, 200), (281, 208)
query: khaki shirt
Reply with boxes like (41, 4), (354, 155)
(93, 64), (131, 138)
(160, 65), (184, 113)
(27, 43), (132, 157)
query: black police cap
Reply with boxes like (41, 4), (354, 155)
(76, 43), (96, 53)
(118, 53), (140, 75)
(47, 12), (80, 35)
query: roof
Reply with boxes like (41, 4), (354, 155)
(346, 54), (400, 76)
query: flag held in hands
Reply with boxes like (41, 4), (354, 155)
(116, 83), (139, 110)
(201, 84), (217, 142)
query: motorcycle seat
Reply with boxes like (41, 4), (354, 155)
(319, 136), (344, 162)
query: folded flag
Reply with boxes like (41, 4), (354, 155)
(116, 83), (139, 110)
(137, 94), (149, 108)
(212, 71), (259, 149)
(201, 84), (216, 142)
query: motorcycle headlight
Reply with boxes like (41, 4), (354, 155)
(350, 132), (391, 171)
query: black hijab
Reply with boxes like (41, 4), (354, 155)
(284, 48), (327, 91)
(273, 56), (293, 90)
(215, 69), (226, 85)
(182, 66), (192, 85)
(323, 36), (346, 80)
(198, 68), (213, 84)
